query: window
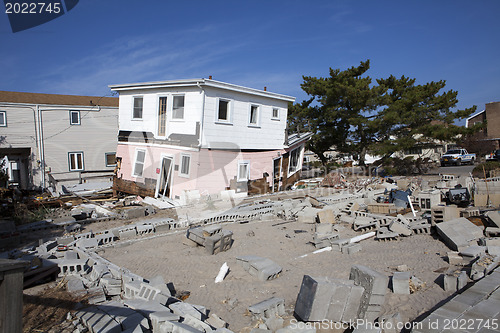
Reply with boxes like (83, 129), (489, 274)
(173, 95), (185, 120)
(405, 147), (423, 155)
(133, 149), (146, 177)
(133, 97), (143, 119)
(217, 99), (230, 122)
(272, 108), (280, 119)
(105, 152), (116, 167)
(288, 147), (301, 174)
(237, 161), (250, 181)
(69, 110), (80, 125)
(68, 152), (84, 171)
(249, 105), (259, 125)
(0, 111), (6, 127)
(180, 154), (190, 177)
(158, 96), (167, 136)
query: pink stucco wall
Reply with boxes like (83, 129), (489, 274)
(116, 143), (282, 198)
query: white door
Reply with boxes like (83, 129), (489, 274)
(155, 156), (173, 198)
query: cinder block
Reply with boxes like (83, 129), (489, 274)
(342, 284), (364, 322)
(485, 211), (500, 228)
(67, 277), (86, 293)
(443, 273), (458, 292)
(265, 316), (284, 331)
(121, 207), (147, 219)
(457, 271), (468, 290)
(341, 243), (362, 254)
(248, 297), (285, 320)
(388, 220), (412, 237)
(236, 255), (265, 271)
(101, 276), (122, 296)
(149, 311), (181, 333)
(87, 286), (106, 304)
(294, 276), (336, 321)
(186, 227), (205, 245)
(349, 265), (388, 321)
(169, 301), (205, 321)
(325, 281), (352, 322)
(249, 259), (282, 281)
(447, 251), (466, 265)
(124, 299), (170, 317)
(123, 280), (142, 299)
(315, 223), (333, 234)
(239, 256), (282, 281)
(206, 313), (228, 329)
(317, 209), (335, 223)
(392, 272), (410, 294)
(136, 282), (161, 301)
(460, 245), (487, 259)
(435, 218), (483, 251)
(118, 227), (137, 239)
(182, 313), (213, 332)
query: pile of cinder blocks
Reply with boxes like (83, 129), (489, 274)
(312, 222), (339, 249)
(236, 255), (282, 281)
(294, 275), (364, 323)
(186, 225), (234, 255)
(294, 265), (388, 324)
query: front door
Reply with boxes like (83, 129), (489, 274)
(155, 156), (173, 198)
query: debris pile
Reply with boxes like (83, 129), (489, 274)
(4, 171), (500, 332)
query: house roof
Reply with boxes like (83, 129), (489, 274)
(0, 91), (118, 107)
(286, 132), (313, 148)
(109, 78), (296, 102)
(465, 109), (485, 128)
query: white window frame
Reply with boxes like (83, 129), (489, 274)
(172, 94), (185, 120)
(248, 104), (260, 127)
(105, 152), (117, 167)
(132, 149), (146, 178)
(288, 146), (303, 176)
(157, 95), (168, 137)
(132, 96), (144, 120)
(0, 111), (6, 127)
(272, 108), (280, 120)
(237, 160), (250, 182)
(68, 151), (84, 171)
(69, 110), (81, 125)
(179, 153), (191, 178)
(216, 98), (232, 124)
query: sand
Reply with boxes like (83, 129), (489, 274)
(100, 215), (456, 332)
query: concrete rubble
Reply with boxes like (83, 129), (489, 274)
(186, 225), (234, 255)
(294, 264), (389, 324)
(236, 256), (282, 281)
(5, 171), (500, 332)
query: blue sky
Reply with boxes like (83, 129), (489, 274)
(1, 0), (499, 121)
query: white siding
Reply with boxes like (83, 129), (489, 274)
(201, 87), (288, 150)
(118, 87), (203, 139)
(42, 106), (118, 173)
(0, 106), (37, 147)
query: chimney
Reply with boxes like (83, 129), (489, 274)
(209, 75), (212, 80)
(264, 86), (267, 91)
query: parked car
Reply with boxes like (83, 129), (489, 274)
(493, 150), (500, 161)
(440, 148), (476, 166)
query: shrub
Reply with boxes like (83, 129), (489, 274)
(472, 161), (500, 178)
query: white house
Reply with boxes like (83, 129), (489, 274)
(0, 91), (118, 191)
(109, 78), (311, 200)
